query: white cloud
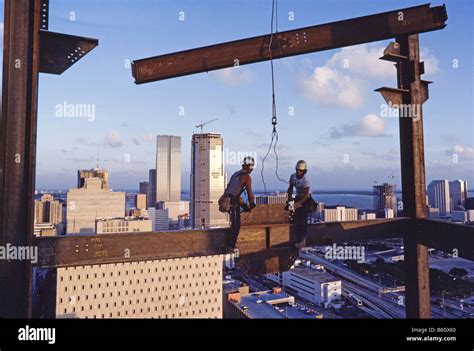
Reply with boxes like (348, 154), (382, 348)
(299, 43), (439, 108)
(327, 44), (394, 79)
(300, 65), (363, 108)
(330, 114), (391, 139)
(420, 47), (439, 75)
(447, 145), (474, 160)
(105, 130), (122, 148)
(211, 67), (254, 85)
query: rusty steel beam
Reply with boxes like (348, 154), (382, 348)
(0, 0), (42, 318)
(39, 31), (99, 75)
(396, 34), (430, 319)
(0, 0), (98, 318)
(416, 219), (474, 261)
(131, 3), (447, 84)
(236, 247), (299, 276)
(307, 218), (410, 246)
(34, 219), (406, 271)
(240, 203), (289, 226)
(34, 228), (228, 269)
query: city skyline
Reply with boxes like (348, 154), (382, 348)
(1, 0), (473, 328)
(2, 0), (468, 190)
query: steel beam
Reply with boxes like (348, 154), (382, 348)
(307, 218), (409, 245)
(240, 203), (289, 226)
(131, 4), (447, 84)
(34, 219), (406, 271)
(416, 219), (474, 261)
(397, 34), (431, 319)
(39, 31), (99, 75)
(0, 0), (41, 318)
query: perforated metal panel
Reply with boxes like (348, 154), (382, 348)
(55, 255), (223, 318)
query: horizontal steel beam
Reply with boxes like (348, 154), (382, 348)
(416, 219), (474, 261)
(34, 218), (408, 270)
(132, 3), (447, 84)
(307, 217), (410, 245)
(34, 228), (228, 268)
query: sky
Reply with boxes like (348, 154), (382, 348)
(1, 0), (473, 191)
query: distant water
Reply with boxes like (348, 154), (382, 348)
(38, 190), (474, 213)
(313, 193), (375, 210)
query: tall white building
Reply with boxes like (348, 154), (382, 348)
(156, 135), (181, 202)
(449, 180), (468, 211)
(323, 206), (358, 222)
(427, 180), (451, 216)
(255, 193), (287, 205)
(66, 178), (125, 234)
(190, 133), (228, 229)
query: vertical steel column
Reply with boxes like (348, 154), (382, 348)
(0, 0), (41, 318)
(397, 34), (431, 318)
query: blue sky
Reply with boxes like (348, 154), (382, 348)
(1, 0), (473, 191)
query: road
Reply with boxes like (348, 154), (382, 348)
(300, 250), (464, 319)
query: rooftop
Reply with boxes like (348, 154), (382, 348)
(288, 267), (340, 284)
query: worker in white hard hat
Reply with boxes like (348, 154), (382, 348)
(223, 156), (256, 250)
(286, 160), (311, 248)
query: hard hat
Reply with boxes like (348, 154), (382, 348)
(243, 156), (255, 167)
(295, 160), (307, 171)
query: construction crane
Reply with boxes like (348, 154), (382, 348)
(194, 118), (218, 229)
(195, 118), (218, 134)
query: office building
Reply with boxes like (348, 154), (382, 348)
(66, 177), (125, 234)
(255, 193), (287, 205)
(78, 168), (109, 190)
(156, 135), (181, 202)
(282, 267), (341, 308)
(34, 255), (224, 318)
(359, 212), (376, 220)
(373, 183), (397, 216)
(384, 208), (394, 218)
(139, 181), (149, 195)
(449, 180), (468, 211)
(34, 223), (59, 237)
(427, 180), (451, 216)
(96, 217), (152, 234)
(148, 207), (170, 232)
(148, 169), (157, 208)
(323, 206), (358, 222)
(157, 201), (189, 221)
(135, 194), (147, 210)
(190, 133), (228, 229)
(35, 194), (62, 225)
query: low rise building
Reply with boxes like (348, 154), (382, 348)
(282, 267), (342, 309)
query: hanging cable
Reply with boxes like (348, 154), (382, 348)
(260, 0), (288, 194)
